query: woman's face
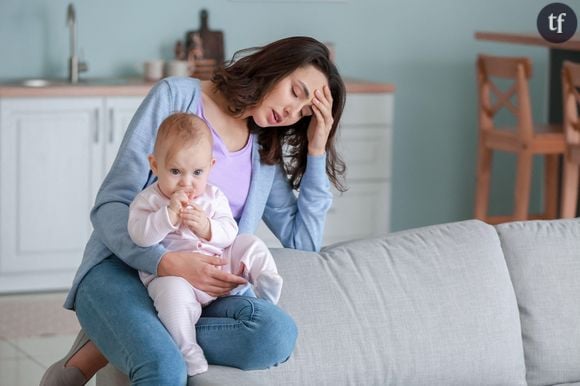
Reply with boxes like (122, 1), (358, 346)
(250, 65), (329, 128)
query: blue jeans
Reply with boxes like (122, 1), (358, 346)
(75, 256), (298, 386)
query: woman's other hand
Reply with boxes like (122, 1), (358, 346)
(157, 251), (247, 297)
(307, 85), (334, 156)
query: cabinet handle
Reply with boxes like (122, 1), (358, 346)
(94, 110), (100, 143)
(109, 109), (115, 143)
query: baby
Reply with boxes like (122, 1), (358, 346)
(128, 112), (283, 376)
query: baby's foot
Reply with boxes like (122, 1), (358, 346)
(186, 350), (208, 376)
(254, 271), (283, 304)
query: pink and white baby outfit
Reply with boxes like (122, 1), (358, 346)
(128, 182), (283, 376)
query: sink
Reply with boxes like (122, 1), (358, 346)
(22, 79), (55, 87)
(8, 78), (69, 87)
(2, 77), (134, 87)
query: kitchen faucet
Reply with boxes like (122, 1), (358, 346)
(66, 3), (87, 83)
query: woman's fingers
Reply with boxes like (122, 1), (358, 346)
(211, 268), (247, 285)
(198, 253), (226, 266)
(198, 254), (247, 285)
(159, 251), (245, 296)
(191, 255), (247, 296)
(313, 88), (333, 126)
(204, 286), (231, 297)
(323, 84), (333, 104)
(204, 268), (248, 297)
(307, 86), (335, 156)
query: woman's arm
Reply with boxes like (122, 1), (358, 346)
(90, 80), (173, 274)
(262, 154), (332, 252)
(263, 86), (336, 252)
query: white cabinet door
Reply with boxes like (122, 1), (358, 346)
(323, 182), (390, 246)
(0, 98), (102, 290)
(340, 93), (394, 126)
(0, 96), (143, 292)
(337, 125), (392, 180)
(102, 97), (144, 180)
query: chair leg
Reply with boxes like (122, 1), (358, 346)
(560, 155), (579, 218)
(513, 151), (533, 221)
(475, 143), (493, 221)
(543, 154), (559, 219)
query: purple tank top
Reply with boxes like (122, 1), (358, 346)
(196, 104), (252, 221)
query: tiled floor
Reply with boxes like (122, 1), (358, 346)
(0, 292), (96, 386)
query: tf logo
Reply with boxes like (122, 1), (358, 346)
(537, 3), (577, 43)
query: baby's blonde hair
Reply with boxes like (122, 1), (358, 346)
(154, 112), (213, 163)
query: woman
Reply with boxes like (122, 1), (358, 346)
(41, 36), (346, 386)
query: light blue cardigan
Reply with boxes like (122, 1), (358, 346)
(64, 77), (332, 309)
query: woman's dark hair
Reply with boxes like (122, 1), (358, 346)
(211, 36), (347, 192)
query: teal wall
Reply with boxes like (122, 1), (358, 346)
(0, 0), (555, 231)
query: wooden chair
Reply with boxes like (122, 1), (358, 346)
(560, 61), (580, 218)
(474, 54), (566, 224)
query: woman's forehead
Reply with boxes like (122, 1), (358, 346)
(288, 65), (328, 89)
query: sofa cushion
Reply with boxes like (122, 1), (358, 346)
(194, 219), (526, 385)
(496, 219), (580, 386)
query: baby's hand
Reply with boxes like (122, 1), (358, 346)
(167, 190), (190, 226)
(181, 203), (211, 240)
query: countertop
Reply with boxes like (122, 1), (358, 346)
(0, 77), (395, 98)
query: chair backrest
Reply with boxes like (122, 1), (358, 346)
(562, 60), (580, 145)
(477, 54), (534, 138)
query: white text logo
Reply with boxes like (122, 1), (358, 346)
(548, 12), (567, 33)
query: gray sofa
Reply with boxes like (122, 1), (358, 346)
(97, 218), (580, 385)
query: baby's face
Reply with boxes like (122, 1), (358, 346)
(154, 142), (214, 201)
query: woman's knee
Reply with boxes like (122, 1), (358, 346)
(240, 300), (298, 370)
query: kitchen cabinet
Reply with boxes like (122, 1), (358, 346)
(256, 91), (394, 247)
(0, 96), (143, 292)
